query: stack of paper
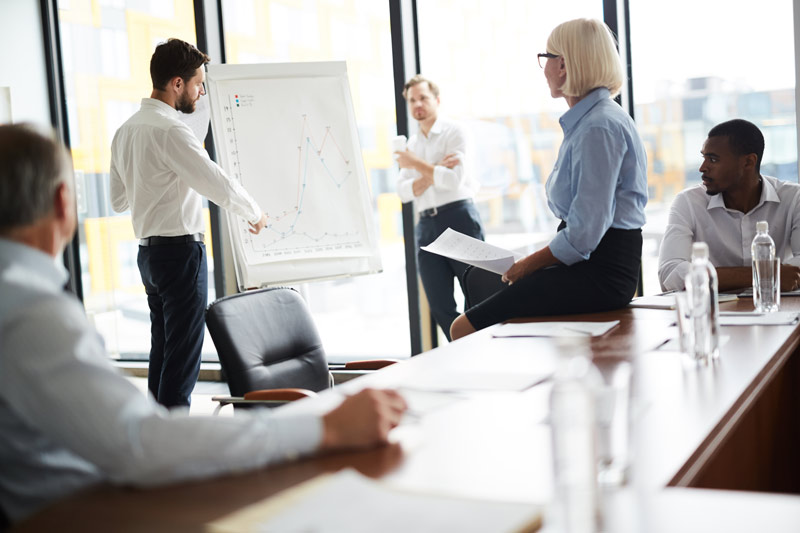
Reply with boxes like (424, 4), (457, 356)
(719, 311), (800, 326)
(628, 293), (738, 310)
(737, 288), (800, 298)
(208, 469), (542, 533)
(493, 320), (619, 338)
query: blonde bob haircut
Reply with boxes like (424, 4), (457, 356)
(546, 18), (624, 99)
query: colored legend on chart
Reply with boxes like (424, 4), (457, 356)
(232, 93), (254, 108)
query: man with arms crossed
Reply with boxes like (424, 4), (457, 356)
(659, 119), (800, 292)
(0, 123), (406, 527)
(396, 75), (485, 341)
(111, 39), (267, 408)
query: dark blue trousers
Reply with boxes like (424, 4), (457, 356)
(137, 242), (207, 408)
(416, 201), (485, 341)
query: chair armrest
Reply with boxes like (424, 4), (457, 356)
(211, 389), (317, 415)
(344, 359), (399, 371)
(243, 388), (318, 401)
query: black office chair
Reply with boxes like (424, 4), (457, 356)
(0, 503), (9, 532)
(206, 287), (397, 413)
(206, 287), (331, 412)
(462, 265), (507, 310)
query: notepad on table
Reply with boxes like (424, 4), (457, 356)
(208, 469), (543, 533)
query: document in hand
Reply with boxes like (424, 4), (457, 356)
(208, 469), (543, 533)
(420, 228), (523, 275)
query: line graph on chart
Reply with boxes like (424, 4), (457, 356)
(215, 77), (373, 266)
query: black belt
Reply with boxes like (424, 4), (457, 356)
(139, 233), (204, 246)
(419, 199), (472, 218)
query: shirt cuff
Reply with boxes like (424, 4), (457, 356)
(264, 412), (324, 462)
(397, 180), (415, 203)
(784, 256), (800, 268)
(548, 231), (586, 266)
(432, 165), (459, 190)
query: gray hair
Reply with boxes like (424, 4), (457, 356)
(0, 124), (72, 233)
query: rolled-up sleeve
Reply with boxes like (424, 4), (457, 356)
(786, 191), (800, 268)
(397, 168), (418, 203)
(163, 125), (261, 224)
(109, 135), (129, 214)
(431, 124), (467, 191)
(658, 194), (695, 291)
(549, 126), (624, 265)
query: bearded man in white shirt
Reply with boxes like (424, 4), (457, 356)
(395, 75), (485, 341)
(0, 124), (406, 527)
(110, 39), (269, 408)
(658, 118), (800, 292)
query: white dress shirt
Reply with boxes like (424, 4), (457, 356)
(658, 175), (800, 291)
(110, 98), (261, 238)
(396, 117), (479, 211)
(0, 239), (321, 523)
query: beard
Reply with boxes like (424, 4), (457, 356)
(176, 91), (197, 114)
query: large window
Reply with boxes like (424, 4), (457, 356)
(221, 0), (408, 360)
(630, 0), (797, 293)
(56, 0), (210, 359)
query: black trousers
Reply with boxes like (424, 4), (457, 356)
(416, 200), (485, 341)
(465, 223), (642, 331)
(137, 242), (207, 408)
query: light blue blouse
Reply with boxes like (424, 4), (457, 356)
(546, 87), (648, 265)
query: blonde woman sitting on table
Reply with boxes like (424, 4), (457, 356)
(451, 18), (648, 340)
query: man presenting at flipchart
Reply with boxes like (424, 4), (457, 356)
(396, 75), (485, 341)
(110, 38), (268, 408)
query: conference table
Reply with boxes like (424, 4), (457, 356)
(14, 297), (800, 531)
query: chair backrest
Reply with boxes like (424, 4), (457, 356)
(206, 287), (330, 396)
(462, 265), (507, 310)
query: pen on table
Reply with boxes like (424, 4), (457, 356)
(653, 337), (672, 351)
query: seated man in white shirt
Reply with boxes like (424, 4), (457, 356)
(658, 119), (800, 292)
(0, 124), (407, 527)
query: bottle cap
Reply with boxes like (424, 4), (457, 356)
(692, 241), (709, 260)
(757, 220), (769, 232)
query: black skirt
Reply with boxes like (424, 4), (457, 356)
(465, 222), (642, 331)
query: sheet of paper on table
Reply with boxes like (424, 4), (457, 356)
(207, 469), (542, 533)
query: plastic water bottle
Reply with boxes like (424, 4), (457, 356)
(685, 244), (713, 362)
(550, 337), (598, 533)
(690, 242), (720, 359)
(752, 221), (780, 312)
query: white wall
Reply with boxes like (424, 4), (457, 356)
(0, 0), (51, 126)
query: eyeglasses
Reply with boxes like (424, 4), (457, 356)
(537, 52), (559, 69)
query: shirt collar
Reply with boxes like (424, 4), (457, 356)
(559, 87), (610, 134)
(141, 97), (180, 118)
(420, 117), (443, 139)
(0, 238), (69, 294)
(706, 176), (780, 212)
